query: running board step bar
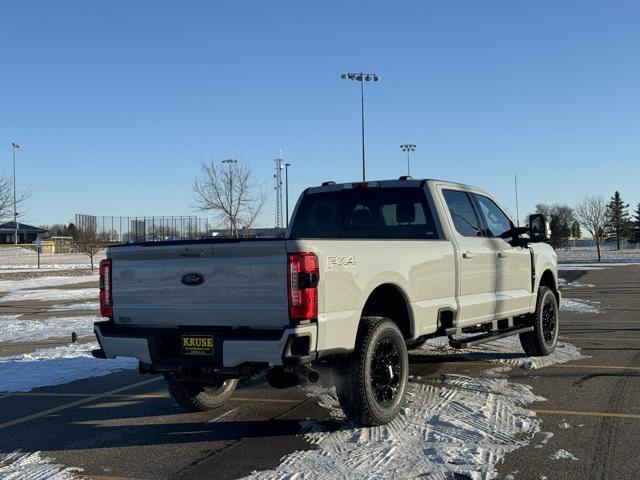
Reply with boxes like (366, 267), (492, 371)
(449, 326), (534, 349)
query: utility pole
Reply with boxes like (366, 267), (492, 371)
(11, 142), (20, 245)
(340, 73), (380, 181)
(274, 158), (284, 229)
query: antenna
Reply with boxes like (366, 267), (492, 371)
(514, 174), (520, 227)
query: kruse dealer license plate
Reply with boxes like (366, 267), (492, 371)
(181, 335), (214, 356)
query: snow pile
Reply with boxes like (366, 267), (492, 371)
(244, 339), (586, 480)
(550, 449), (579, 461)
(0, 450), (81, 479)
(561, 298), (601, 314)
(0, 342), (136, 392)
(0, 288), (97, 303)
(0, 315), (97, 343)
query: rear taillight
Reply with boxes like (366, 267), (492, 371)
(288, 252), (319, 322)
(99, 259), (113, 318)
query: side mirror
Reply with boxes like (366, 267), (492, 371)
(528, 214), (551, 242)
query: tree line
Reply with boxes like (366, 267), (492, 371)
(535, 191), (640, 261)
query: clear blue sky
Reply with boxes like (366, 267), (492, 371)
(2, 0), (639, 228)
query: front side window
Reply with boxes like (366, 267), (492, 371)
(474, 194), (513, 238)
(442, 190), (482, 237)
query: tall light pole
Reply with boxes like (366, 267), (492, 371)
(11, 143), (20, 245)
(285, 163), (291, 227)
(400, 144), (416, 176)
(340, 72), (380, 181)
(222, 159), (237, 236)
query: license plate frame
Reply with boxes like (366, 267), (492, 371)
(181, 335), (214, 356)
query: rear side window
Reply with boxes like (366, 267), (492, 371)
(443, 190), (482, 237)
(289, 188), (439, 239)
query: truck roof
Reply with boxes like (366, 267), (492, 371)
(305, 178), (486, 195)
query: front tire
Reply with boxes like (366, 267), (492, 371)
(165, 375), (238, 412)
(519, 286), (559, 356)
(336, 316), (408, 426)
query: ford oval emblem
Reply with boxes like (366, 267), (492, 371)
(181, 272), (205, 286)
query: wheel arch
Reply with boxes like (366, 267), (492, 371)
(361, 283), (415, 340)
(538, 269), (560, 304)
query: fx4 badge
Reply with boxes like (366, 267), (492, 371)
(327, 255), (356, 269)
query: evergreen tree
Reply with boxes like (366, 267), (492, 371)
(632, 203), (640, 245)
(571, 221), (581, 239)
(535, 203), (575, 248)
(606, 191), (630, 250)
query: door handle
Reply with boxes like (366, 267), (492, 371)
(462, 251), (476, 259)
(497, 252), (509, 258)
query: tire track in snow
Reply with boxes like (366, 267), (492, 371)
(244, 340), (586, 480)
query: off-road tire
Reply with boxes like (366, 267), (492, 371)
(519, 286), (559, 356)
(165, 375), (238, 412)
(336, 316), (408, 426)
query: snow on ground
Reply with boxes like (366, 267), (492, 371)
(48, 302), (99, 312)
(557, 278), (594, 288)
(0, 248), (105, 270)
(557, 262), (639, 271)
(0, 450), (81, 479)
(0, 315), (97, 343)
(0, 342), (136, 392)
(557, 248), (640, 264)
(0, 275), (96, 293)
(244, 339), (586, 480)
(0, 288), (97, 303)
(560, 298), (601, 314)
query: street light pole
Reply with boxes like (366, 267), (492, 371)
(285, 163), (291, 227)
(400, 144), (416, 176)
(11, 142), (20, 245)
(341, 72), (380, 181)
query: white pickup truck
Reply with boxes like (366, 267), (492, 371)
(93, 178), (560, 426)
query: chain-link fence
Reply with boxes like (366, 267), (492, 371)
(75, 214), (210, 243)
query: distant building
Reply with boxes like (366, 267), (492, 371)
(0, 222), (48, 244)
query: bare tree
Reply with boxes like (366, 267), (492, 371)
(72, 226), (105, 271)
(192, 160), (266, 237)
(0, 173), (31, 222)
(575, 195), (610, 262)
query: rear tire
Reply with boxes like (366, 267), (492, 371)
(165, 375), (238, 412)
(519, 286), (559, 357)
(336, 316), (408, 426)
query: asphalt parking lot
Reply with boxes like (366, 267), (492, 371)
(0, 265), (638, 479)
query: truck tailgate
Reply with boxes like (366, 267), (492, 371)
(108, 240), (289, 329)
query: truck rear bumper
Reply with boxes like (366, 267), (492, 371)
(93, 321), (318, 371)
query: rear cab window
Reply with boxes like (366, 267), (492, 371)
(288, 187), (441, 239)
